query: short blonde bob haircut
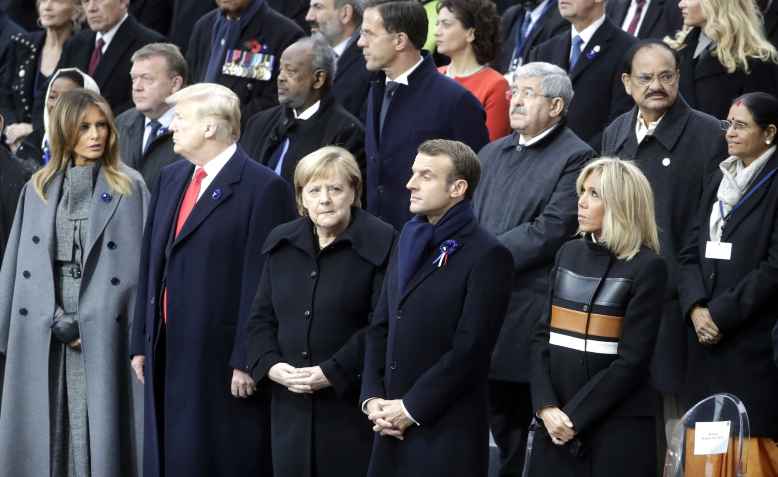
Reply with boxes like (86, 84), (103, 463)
(665, 0), (778, 74)
(33, 88), (131, 201)
(166, 83), (241, 141)
(293, 146), (362, 216)
(576, 158), (660, 260)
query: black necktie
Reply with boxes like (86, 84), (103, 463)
(380, 81), (401, 135)
(144, 120), (162, 155)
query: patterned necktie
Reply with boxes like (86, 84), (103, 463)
(88, 38), (105, 76)
(626, 0), (647, 36)
(569, 35), (584, 69)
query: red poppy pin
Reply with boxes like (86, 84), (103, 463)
(245, 39), (263, 54)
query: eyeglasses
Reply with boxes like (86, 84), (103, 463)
(630, 71), (678, 87)
(506, 87), (551, 101)
(721, 120), (752, 132)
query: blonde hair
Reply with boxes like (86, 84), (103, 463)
(576, 158), (660, 260)
(166, 83), (241, 141)
(293, 146), (362, 216)
(32, 89), (132, 201)
(665, 0), (778, 73)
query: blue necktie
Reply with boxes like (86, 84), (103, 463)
(569, 35), (584, 69)
(144, 120), (162, 155)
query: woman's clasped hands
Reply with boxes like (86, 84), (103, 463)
(268, 363), (331, 394)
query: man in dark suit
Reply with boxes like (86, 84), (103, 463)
(187, 0), (304, 123)
(240, 36), (364, 184)
(58, 0), (164, 116)
(361, 139), (513, 477)
(601, 39), (726, 456)
(129, 83), (296, 477)
(116, 43), (187, 192)
(606, 0), (682, 40)
(474, 61), (593, 477)
(306, 0), (371, 120)
(494, 0), (569, 75)
(359, 0), (489, 230)
(528, 0), (636, 150)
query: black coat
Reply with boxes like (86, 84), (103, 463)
(129, 147), (296, 477)
(187, 2), (304, 122)
(766, 0), (778, 50)
(247, 209), (395, 477)
(332, 33), (372, 121)
(365, 56), (489, 230)
(360, 217), (513, 477)
(0, 10), (24, 121)
(169, 0), (215, 53)
(0, 145), (27, 259)
(240, 95), (365, 184)
(528, 239), (667, 477)
(0, 1), (34, 31)
(677, 27), (778, 121)
(605, 0), (682, 40)
(474, 126), (593, 382)
(602, 98), (727, 392)
(0, 31), (43, 127)
(493, 2), (569, 74)
(267, 0), (309, 32)
(130, 0), (174, 37)
(678, 149), (778, 438)
(58, 15), (164, 115)
(116, 108), (182, 194)
(529, 18), (637, 150)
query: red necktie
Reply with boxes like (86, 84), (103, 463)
(88, 38), (105, 76)
(163, 167), (207, 322)
(626, 0), (647, 36)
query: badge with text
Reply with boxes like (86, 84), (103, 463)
(693, 421), (731, 455)
(705, 241), (732, 261)
(222, 48), (274, 81)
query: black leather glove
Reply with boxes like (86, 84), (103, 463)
(50, 308), (80, 344)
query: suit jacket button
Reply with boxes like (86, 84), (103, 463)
(390, 361), (397, 370)
(107, 241), (117, 250)
(19, 308), (28, 316)
(111, 277), (120, 286)
(309, 270), (317, 278)
(22, 271), (30, 278)
(301, 351), (309, 359)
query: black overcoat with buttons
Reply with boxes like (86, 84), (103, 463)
(0, 30), (43, 128)
(360, 218), (513, 477)
(678, 148), (778, 438)
(0, 164), (149, 476)
(246, 208), (395, 477)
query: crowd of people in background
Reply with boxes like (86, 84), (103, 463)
(0, 0), (777, 476)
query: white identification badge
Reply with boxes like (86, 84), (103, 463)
(705, 241), (732, 260)
(693, 421), (731, 455)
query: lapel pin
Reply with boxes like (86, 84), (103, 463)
(101, 192), (113, 203)
(211, 188), (222, 200)
(662, 157), (671, 167)
(586, 45), (601, 60)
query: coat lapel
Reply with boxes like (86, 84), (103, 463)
(721, 152), (778, 240)
(570, 20), (615, 81)
(335, 34), (360, 82)
(94, 17), (137, 85)
(607, 0), (629, 26)
(638, 0), (663, 37)
(125, 113), (145, 168)
(84, 168), (123, 265)
(369, 78), (385, 146)
(41, 174), (64, 268)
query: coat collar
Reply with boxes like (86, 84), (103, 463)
(616, 96), (693, 152)
(263, 207), (393, 266)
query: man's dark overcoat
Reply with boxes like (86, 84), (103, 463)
(246, 209), (395, 477)
(360, 216), (513, 477)
(186, 2), (304, 122)
(332, 33), (372, 121)
(602, 97), (726, 392)
(129, 147), (296, 477)
(678, 149), (778, 438)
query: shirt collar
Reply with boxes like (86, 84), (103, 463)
(96, 13), (128, 50)
(571, 14), (606, 48)
(333, 36), (351, 57)
(145, 107), (176, 130)
(386, 55), (424, 86)
(634, 111), (664, 143)
(519, 122), (560, 146)
(293, 100), (321, 120)
(201, 143), (237, 178)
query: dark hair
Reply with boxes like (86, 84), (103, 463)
(733, 92), (778, 145)
(54, 70), (85, 87)
(622, 39), (680, 75)
(363, 0), (428, 51)
(437, 0), (500, 65)
(418, 139), (481, 200)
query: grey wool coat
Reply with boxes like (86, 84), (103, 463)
(0, 163), (149, 477)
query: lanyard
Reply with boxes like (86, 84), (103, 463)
(718, 167), (778, 225)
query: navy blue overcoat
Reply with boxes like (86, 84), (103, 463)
(130, 147), (295, 477)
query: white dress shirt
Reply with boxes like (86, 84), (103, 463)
(634, 111), (664, 144)
(519, 122), (560, 146)
(96, 13), (129, 52)
(195, 143), (237, 201)
(387, 55), (424, 85)
(570, 14), (607, 53)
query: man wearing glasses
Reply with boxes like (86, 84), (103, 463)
(473, 61), (593, 477)
(601, 38), (727, 462)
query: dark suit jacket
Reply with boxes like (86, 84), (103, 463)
(361, 216), (513, 477)
(0, 10), (24, 123)
(763, 0), (778, 50)
(130, 147), (296, 477)
(365, 55), (489, 230)
(0, 144), (28, 260)
(130, 0), (174, 37)
(332, 33), (372, 121)
(678, 149), (778, 437)
(605, 0), (682, 40)
(187, 2), (304, 122)
(494, 1), (569, 74)
(239, 95), (365, 184)
(0, 30), (43, 127)
(116, 108), (181, 193)
(58, 15), (164, 115)
(529, 17), (637, 149)
(678, 27), (778, 120)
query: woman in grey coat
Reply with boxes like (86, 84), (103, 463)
(0, 88), (149, 477)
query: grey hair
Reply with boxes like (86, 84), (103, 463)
(335, 0), (364, 25)
(514, 61), (574, 116)
(297, 35), (337, 91)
